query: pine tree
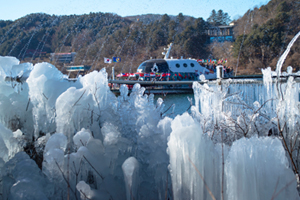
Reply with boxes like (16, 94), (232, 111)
(207, 9), (231, 26)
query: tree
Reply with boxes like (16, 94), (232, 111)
(207, 9), (231, 26)
(207, 10), (217, 25)
(194, 17), (207, 32)
(168, 20), (177, 43)
(176, 13), (184, 24)
(160, 14), (170, 24)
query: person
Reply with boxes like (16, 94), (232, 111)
(226, 66), (230, 73)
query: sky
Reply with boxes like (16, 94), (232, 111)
(0, 0), (270, 21)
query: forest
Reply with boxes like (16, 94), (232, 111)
(0, 0), (299, 75)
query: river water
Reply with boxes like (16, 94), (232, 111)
(155, 93), (194, 117)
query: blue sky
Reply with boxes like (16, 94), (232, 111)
(1, 0), (270, 21)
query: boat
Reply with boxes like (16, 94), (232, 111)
(116, 43), (232, 82)
(137, 43), (217, 81)
(112, 43), (233, 93)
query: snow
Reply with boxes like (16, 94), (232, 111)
(0, 55), (299, 199)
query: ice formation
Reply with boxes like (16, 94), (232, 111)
(226, 136), (299, 200)
(122, 157), (140, 200)
(0, 54), (299, 200)
(2, 152), (54, 200)
(168, 112), (223, 200)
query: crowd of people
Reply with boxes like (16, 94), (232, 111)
(199, 62), (233, 74)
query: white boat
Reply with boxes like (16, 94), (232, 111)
(135, 43), (224, 81)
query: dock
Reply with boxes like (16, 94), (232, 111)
(108, 76), (263, 95)
(108, 74), (300, 95)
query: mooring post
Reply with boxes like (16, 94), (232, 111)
(217, 65), (224, 79)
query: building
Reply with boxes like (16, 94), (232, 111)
(65, 65), (91, 77)
(50, 52), (76, 63)
(206, 24), (235, 43)
(65, 65), (91, 72)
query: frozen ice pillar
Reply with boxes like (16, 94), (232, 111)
(168, 113), (221, 200)
(122, 157), (140, 200)
(226, 136), (299, 200)
(276, 31), (300, 75)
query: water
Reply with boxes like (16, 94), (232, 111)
(155, 93), (194, 116)
(156, 80), (267, 117)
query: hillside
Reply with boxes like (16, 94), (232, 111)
(0, 0), (299, 76)
(230, 0), (300, 74)
(0, 12), (210, 76)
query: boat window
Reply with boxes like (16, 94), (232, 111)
(183, 63), (187, 68)
(190, 63), (195, 67)
(143, 59), (169, 73)
(176, 63), (180, 68)
(137, 62), (147, 72)
(156, 62), (169, 72)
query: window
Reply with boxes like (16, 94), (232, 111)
(176, 63), (180, 68)
(143, 60), (169, 72)
(183, 63), (187, 68)
(190, 63), (195, 67)
(137, 62), (146, 72)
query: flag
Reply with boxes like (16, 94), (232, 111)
(162, 73), (171, 77)
(104, 57), (112, 63)
(113, 57), (121, 63)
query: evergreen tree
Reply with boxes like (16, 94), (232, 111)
(168, 20), (177, 43)
(160, 14), (170, 24)
(207, 9), (231, 26)
(176, 13), (184, 23)
(207, 9), (217, 25)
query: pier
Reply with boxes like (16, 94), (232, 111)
(108, 74), (300, 95)
(108, 76), (263, 94)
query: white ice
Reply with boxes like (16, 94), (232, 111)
(0, 54), (298, 200)
(122, 157), (140, 200)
